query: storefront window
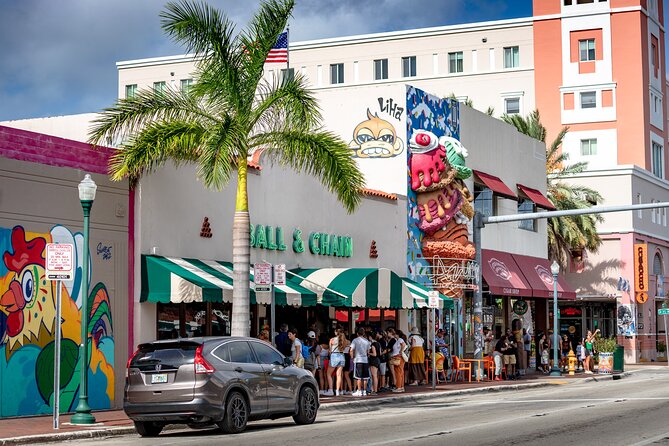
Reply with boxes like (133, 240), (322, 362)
(157, 302), (231, 339)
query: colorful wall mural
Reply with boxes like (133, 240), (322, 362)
(349, 109), (404, 158)
(0, 225), (114, 417)
(405, 86), (475, 297)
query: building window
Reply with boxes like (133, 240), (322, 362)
(579, 39), (596, 62)
(280, 68), (294, 82)
(474, 184), (495, 217)
(125, 84), (137, 99)
(448, 52), (464, 73)
(505, 97), (520, 114)
(518, 199), (537, 231)
(402, 56), (417, 77)
(653, 252), (664, 276)
(637, 193), (643, 219)
(330, 63), (344, 84)
(652, 42), (658, 72)
(374, 59), (388, 80)
(652, 142), (664, 178)
(153, 81), (167, 93)
(580, 139), (598, 156)
(180, 78), (193, 92)
(580, 91), (596, 108)
(503, 46), (519, 68)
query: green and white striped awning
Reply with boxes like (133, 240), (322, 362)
(141, 255), (317, 307)
(288, 268), (454, 309)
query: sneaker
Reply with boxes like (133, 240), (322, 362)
(369, 391), (377, 395)
(392, 388), (403, 393)
(362, 391), (367, 396)
(324, 390), (334, 396)
(585, 370), (593, 374)
(351, 391), (362, 397)
(335, 390), (340, 396)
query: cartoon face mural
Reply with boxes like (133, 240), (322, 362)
(349, 109), (404, 158)
(406, 86), (475, 298)
(0, 225), (114, 418)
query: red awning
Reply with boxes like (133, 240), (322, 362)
(481, 249), (533, 297)
(517, 184), (555, 210)
(473, 170), (517, 200)
(511, 254), (576, 300)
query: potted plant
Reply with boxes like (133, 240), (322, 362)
(595, 336), (617, 374)
(658, 341), (667, 360)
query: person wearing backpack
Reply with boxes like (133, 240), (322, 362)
(288, 327), (304, 368)
(302, 331), (318, 375)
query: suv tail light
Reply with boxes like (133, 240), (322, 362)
(126, 348), (139, 378)
(195, 345), (215, 374)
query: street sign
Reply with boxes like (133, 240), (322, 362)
(45, 243), (74, 280)
(636, 292), (648, 304)
(254, 262), (272, 285)
(658, 308), (669, 315)
(255, 285), (271, 293)
(274, 264), (286, 286)
(428, 291), (440, 309)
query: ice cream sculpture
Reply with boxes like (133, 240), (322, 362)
(409, 129), (475, 297)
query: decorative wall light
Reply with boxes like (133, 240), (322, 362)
(200, 217), (213, 238)
(369, 240), (378, 258)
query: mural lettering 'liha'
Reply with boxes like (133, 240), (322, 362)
(0, 225), (114, 417)
(406, 86), (475, 298)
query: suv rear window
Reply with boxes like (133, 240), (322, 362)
(131, 341), (198, 371)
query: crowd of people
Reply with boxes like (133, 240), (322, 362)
(265, 322), (602, 394)
(269, 324), (450, 396)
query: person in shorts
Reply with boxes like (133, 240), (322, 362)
(349, 327), (371, 397)
(329, 328), (347, 396)
(503, 333), (517, 379)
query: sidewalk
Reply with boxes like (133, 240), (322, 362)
(0, 370), (626, 446)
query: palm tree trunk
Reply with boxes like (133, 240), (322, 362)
(231, 161), (250, 337)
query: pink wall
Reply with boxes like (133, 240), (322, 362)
(0, 125), (113, 174)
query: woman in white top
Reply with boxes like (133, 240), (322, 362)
(387, 328), (406, 393)
(408, 327), (426, 385)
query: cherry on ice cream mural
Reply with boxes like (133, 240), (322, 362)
(406, 86), (475, 297)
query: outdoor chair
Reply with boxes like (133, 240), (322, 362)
(450, 356), (472, 383)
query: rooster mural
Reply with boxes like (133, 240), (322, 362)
(0, 225), (114, 418)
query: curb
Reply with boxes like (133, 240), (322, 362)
(0, 373), (630, 445)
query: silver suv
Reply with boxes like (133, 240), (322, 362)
(124, 337), (319, 436)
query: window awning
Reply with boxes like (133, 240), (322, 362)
(473, 170), (517, 200)
(517, 184), (555, 210)
(288, 268), (454, 309)
(511, 254), (576, 300)
(141, 255), (317, 307)
(481, 249), (533, 297)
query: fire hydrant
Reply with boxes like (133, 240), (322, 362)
(568, 349), (577, 376)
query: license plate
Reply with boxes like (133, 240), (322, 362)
(151, 373), (168, 384)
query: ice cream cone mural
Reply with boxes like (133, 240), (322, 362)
(406, 86), (474, 298)
(0, 225), (114, 417)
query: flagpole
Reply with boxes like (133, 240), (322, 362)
(286, 25), (290, 72)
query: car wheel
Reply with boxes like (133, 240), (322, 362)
(293, 386), (318, 425)
(218, 391), (249, 434)
(134, 421), (163, 437)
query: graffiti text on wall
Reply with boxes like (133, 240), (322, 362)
(0, 225), (114, 418)
(97, 242), (112, 260)
(378, 97), (404, 121)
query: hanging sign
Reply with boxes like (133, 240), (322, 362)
(634, 243), (648, 293)
(513, 300), (528, 315)
(274, 264), (286, 286)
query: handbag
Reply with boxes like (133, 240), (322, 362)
(389, 357), (401, 366)
(401, 345), (410, 362)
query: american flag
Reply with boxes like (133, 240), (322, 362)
(266, 31), (288, 64)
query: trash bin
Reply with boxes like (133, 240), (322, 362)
(613, 344), (624, 373)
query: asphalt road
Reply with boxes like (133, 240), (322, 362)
(45, 368), (669, 446)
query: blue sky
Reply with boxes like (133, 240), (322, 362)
(0, 0), (534, 122)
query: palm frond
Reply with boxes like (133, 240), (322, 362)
(253, 130), (364, 212)
(196, 115), (240, 190)
(251, 73), (321, 134)
(109, 119), (208, 181)
(88, 87), (217, 146)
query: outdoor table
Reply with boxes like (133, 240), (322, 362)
(462, 358), (488, 382)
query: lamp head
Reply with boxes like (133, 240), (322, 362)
(551, 260), (560, 276)
(78, 174), (97, 202)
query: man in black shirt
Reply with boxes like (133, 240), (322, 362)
(504, 329), (517, 380)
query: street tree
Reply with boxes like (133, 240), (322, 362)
(89, 0), (364, 336)
(502, 110), (603, 268)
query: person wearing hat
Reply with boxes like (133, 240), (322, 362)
(434, 329), (450, 381)
(408, 327), (426, 386)
(303, 330), (320, 375)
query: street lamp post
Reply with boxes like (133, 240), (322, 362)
(550, 261), (562, 377)
(71, 174), (97, 425)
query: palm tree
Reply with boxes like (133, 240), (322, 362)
(89, 0), (364, 336)
(502, 110), (603, 268)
